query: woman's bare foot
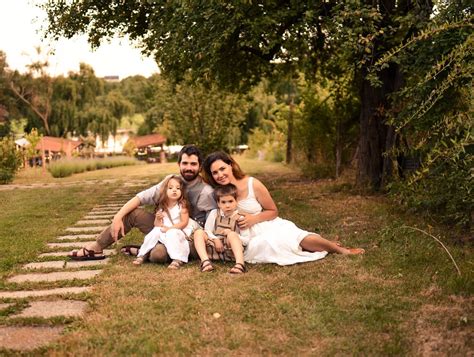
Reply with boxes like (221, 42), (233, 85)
(341, 247), (365, 255)
(133, 257), (144, 265)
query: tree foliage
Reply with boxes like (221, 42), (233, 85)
(41, 0), (438, 189)
(373, 1), (473, 227)
(150, 80), (247, 155)
(0, 136), (21, 183)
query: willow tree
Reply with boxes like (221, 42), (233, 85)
(43, 0), (443, 189)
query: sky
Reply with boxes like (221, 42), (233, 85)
(0, 0), (160, 79)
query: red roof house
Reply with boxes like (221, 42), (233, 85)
(128, 133), (167, 149)
(35, 136), (83, 159)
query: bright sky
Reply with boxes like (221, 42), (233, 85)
(0, 0), (159, 79)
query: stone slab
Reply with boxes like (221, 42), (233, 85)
(0, 286), (92, 299)
(13, 300), (88, 318)
(83, 215), (114, 220)
(65, 226), (107, 232)
(75, 219), (110, 225)
(57, 234), (97, 240)
(0, 326), (64, 351)
(8, 270), (102, 283)
(91, 207), (118, 211)
(39, 249), (115, 258)
(0, 302), (14, 310)
(23, 261), (65, 270)
(47, 241), (96, 248)
(65, 259), (109, 268)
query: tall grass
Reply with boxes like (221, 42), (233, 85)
(48, 157), (140, 178)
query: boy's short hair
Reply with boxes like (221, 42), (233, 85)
(214, 184), (238, 202)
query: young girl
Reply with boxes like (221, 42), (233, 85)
(133, 175), (193, 269)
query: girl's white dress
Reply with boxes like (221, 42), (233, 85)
(239, 177), (328, 266)
(138, 203), (193, 262)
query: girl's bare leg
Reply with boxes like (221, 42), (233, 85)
(300, 234), (364, 255)
(227, 232), (244, 265)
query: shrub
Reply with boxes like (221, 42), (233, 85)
(0, 137), (22, 184)
(48, 156), (139, 178)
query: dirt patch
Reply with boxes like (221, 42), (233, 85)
(411, 297), (473, 356)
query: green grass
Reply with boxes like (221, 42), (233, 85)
(0, 158), (472, 356)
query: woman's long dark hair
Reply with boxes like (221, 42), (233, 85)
(203, 151), (246, 187)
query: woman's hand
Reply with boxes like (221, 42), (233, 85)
(160, 227), (169, 233)
(237, 213), (257, 230)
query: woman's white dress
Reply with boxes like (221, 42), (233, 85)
(239, 177), (328, 266)
(137, 203), (193, 262)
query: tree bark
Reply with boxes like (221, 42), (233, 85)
(286, 96), (294, 164)
(356, 63), (402, 190)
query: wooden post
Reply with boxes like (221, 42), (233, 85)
(41, 138), (46, 174)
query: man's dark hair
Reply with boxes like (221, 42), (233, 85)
(178, 145), (203, 165)
(214, 184), (238, 202)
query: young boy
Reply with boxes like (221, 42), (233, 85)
(193, 184), (249, 274)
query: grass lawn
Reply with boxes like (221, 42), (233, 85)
(0, 158), (472, 356)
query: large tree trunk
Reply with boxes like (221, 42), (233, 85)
(356, 64), (402, 190)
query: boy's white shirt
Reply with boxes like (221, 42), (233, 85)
(204, 208), (250, 245)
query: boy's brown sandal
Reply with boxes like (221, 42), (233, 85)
(229, 263), (247, 274)
(200, 259), (214, 272)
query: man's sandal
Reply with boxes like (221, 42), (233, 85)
(200, 259), (214, 273)
(168, 260), (185, 269)
(69, 248), (105, 261)
(229, 263), (247, 274)
(120, 245), (141, 256)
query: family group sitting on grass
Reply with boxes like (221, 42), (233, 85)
(69, 145), (364, 274)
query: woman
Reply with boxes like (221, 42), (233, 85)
(202, 152), (364, 266)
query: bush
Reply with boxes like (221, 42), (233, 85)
(246, 127), (286, 162)
(48, 156), (139, 178)
(0, 137), (22, 184)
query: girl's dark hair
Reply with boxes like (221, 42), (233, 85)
(154, 175), (189, 213)
(203, 151), (246, 187)
(213, 184), (238, 202)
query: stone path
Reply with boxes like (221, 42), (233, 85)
(0, 183), (145, 352)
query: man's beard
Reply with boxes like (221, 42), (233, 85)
(181, 169), (199, 182)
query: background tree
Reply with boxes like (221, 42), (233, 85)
(152, 80), (247, 155)
(42, 0), (434, 189)
(8, 47), (54, 135)
(371, 1), (473, 228)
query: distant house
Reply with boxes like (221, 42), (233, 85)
(127, 133), (167, 162)
(35, 136), (83, 161)
(103, 75), (120, 82)
(95, 129), (133, 155)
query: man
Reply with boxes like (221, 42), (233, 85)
(69, 145), (216, 263)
